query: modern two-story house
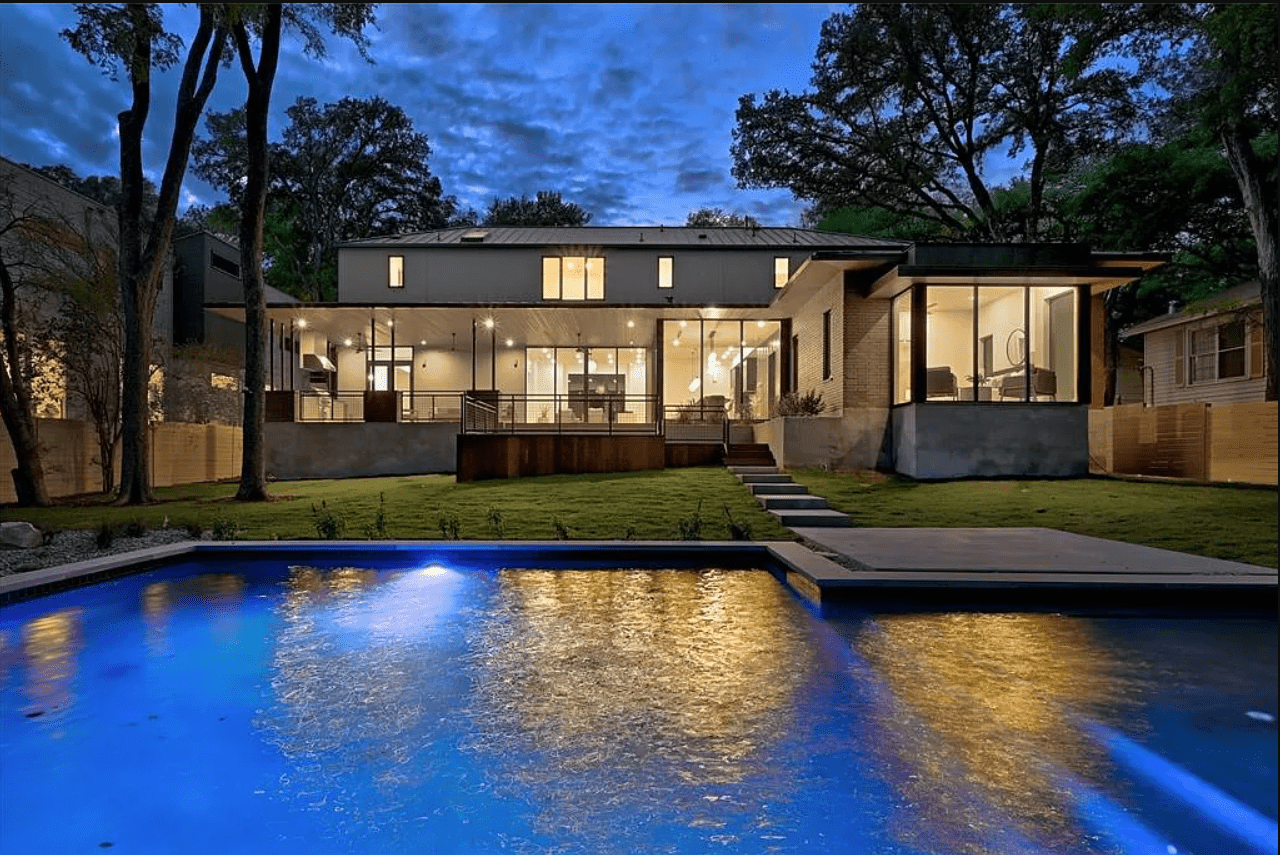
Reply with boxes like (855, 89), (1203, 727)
(218, 227), (1166, 481)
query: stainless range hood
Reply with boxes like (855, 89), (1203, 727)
(302, 353), (336, 372)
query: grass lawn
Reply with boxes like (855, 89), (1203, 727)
(1, 467), (794, 543)
(3, 468), (1275, 568)
(788, 469), (1279, 568)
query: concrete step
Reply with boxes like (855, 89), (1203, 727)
(768, 508), (851, 527)
(725, 456), (776, 465)
(729, 465), (779, 476)
(748, 482), (810, 496)
(759, 495), (829, 510)
(737, 473), (793, 484)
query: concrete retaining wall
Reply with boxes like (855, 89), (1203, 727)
(893, 403), (1087, 479)
(265, 422), (457, 480)
(756, 410), (891, 471)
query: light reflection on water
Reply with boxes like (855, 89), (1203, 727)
(847, 613), (1143, 854)
(1, 563), (1275, 855)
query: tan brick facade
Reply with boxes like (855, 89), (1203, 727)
(787, 268), (845, 411)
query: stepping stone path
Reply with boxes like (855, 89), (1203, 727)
(728, 465), (851, 528)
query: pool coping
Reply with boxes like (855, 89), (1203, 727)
(1, 538), (1276, 610)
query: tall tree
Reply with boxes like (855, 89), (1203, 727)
(685, 207), (760, 228)
(193, 95), (460, 301)
(63, 3), (228, 504)
(1165, 4), (1278, 399)
(482, 191), (591, 227)
(731, 4), (1156, 241)
(221, 4), (376, 502)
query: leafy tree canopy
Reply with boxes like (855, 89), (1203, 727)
(192, 94), (461, 300)
(685, 207), (759, 228)
(481, 191), (591, 227)
(732, 3), (1174, 242)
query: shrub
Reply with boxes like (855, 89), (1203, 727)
(311, 501), (346, 540)
(677, 499), (705, 541)
(486, 505), (505, 539)
(551, 517), (570, 540)
(778, 389), (825, 416)
(95, 521), (116, 550)
(185, 521), (205, 539)
(437, 511), (460, 540)
(211, 518), (245, 541)
(723, 503), (752, 541)
(124, 518), (147, 538)
(363, 493), (390, 540)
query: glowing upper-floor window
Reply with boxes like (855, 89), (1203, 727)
(542, 256), (605, 300)
(774, 257), (790, 289)
(388, 255), (404, 288)
(658, 256), (673, 288)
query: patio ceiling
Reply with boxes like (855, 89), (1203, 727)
(204, 304), (786, 351)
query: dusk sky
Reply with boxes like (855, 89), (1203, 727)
(0, 3), (849, 227)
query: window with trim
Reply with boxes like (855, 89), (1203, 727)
(388, 255), (404, 288)
(210, 251), (239, 277)
(774, 257), (790, 288)
(542, 256), (605, 300)
(1189, 319), (1246, 383)
(822, 309), (832, 380)
(658, 256), (673, 288)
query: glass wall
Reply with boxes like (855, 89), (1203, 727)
(899, 285), (1078, 404)
(892, 290), (911, 404)
(925, 288), (973, 400)
(661, 319), (781, 419)
(523, 344), (651, 424)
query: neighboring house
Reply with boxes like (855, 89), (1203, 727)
(1120, 282), (1267, 406)
(203, 227), (1166, 480)
(165, 230), (297, 425)
(0, 156), (272, 429)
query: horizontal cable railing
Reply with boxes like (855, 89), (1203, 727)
(662, 403), (729, 444)
(463, 394), (662, 435)
(297, 391), (365, 422)
(400, 391), (466, 423)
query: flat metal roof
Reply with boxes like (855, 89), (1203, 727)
(340, 226), (910, 250)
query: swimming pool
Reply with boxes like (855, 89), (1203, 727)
(1, 551), (1276, 854)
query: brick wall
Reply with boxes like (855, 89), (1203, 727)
(788, 269), (844, 411)
(843, 291), (890, 407)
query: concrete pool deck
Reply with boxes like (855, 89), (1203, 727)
(0, 530), (1274, 609)
(783, 526), (1277, 606)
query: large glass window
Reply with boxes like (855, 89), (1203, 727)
(916, 285), (1076, 403)
(925, 288), (973, 400)
(661, 319), (781, 420)
(892, 290), (911, 404)
(524, 344), (649, 423)
(542, 257), (605, 301)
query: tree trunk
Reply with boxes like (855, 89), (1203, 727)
(115, 7), (225, 504)
(234, 7), (282, 502)
(1220, 123), (1278, 400)
(0, 259), (51, 506)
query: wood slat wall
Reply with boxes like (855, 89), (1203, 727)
(1090, 402), (1277, 485)
(1, 420), (243, 503)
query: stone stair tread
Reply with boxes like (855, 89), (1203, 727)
(738, 473), (793, 484)
(768, 508), (852, 527)
(748, 483), (810, 495)
(759, 496), (829, 510)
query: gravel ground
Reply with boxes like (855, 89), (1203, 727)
(0, 528), (199, 577)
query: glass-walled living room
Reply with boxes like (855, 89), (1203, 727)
(892, 284), (1079, 403)
(662, 319), (782, 420)
(524, 346), (652, 425)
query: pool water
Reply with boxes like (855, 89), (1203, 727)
(1, 558), (1275, 854)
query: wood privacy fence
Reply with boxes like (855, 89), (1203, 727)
(1089, 402), (1277, 485)
(1, 420), (243, 503)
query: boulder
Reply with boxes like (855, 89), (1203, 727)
(0, 521), (44, 549)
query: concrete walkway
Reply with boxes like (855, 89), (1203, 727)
(784, 525), (1277, 605)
